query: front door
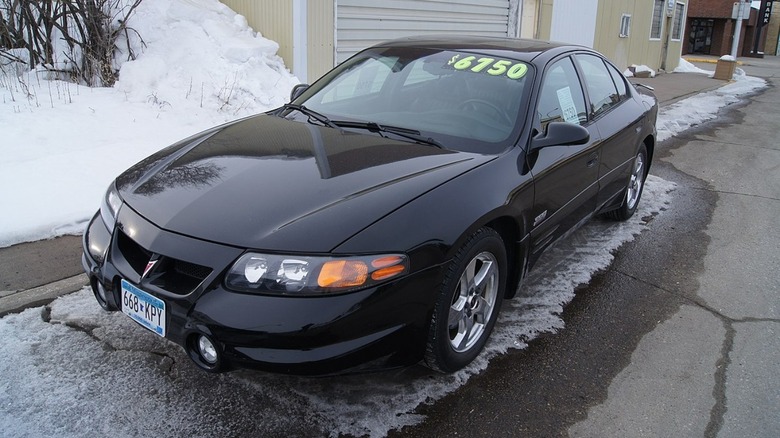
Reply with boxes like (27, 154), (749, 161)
(527, 56), (600, 260)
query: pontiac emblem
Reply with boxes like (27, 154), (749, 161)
(142, 259), (158, 279)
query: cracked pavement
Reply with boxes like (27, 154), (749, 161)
(41, 302), (181, 376)
(568, 72), (780, 437)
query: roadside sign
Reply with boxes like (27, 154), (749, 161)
(761, 0), (774, 24)
(732, 1), (750, 19)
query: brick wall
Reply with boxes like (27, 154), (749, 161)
(712, 20), (731, 55)
(688, 0), (739, 19)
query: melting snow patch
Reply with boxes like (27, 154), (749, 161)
(656, 71), (765, 142)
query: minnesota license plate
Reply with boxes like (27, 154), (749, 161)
(121, 279), (166, 337)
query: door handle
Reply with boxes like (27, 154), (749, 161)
(586, 152), (599, 168)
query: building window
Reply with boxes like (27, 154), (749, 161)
(650, 0), (664, 40)
(671, 2), (685, 41)
(689, 18), (715, 54)
(620, 14), (631, 38)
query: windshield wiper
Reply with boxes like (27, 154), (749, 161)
(331, 120), (443, 148)
(282, 103), (338, 129)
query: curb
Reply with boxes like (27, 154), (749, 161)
(0, 274), (88, 317)
(660, 83), (728, 107)
(684, 57), (744, 65)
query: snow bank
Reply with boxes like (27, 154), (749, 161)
(674, 58), (714, 76)
(116, 0), (297, 114)
(625, 64), (656, 78)
(0, 0), (298, 248)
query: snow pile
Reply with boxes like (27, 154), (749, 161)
(673, 58), (714, 76)
(116, 0), (297, 114)
(624, 64), (656, 78)
(0, 0), (298, 248)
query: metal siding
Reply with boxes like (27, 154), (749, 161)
(221, 0), (294, 70)
(336, 0), (512, 63)
(538, 0), (554, 40)
(588, 0), (686, 71)
(549, 0), (598, 47)
(307, 0), (335, 82)
(519, 0), (539, 38)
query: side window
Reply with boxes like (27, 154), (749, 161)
(606, 62), (628, 100)
(536, 57), (587, 129)
(575, 54), (621, 118)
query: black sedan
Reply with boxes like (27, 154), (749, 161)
(82, 36), (657, 375)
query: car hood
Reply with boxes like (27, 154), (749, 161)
(116, 115), (494, 252)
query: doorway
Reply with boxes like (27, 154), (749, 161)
(689, 18), (714, 54)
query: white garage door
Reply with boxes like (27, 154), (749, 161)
(336, 0), (514, 63)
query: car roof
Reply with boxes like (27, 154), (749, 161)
(372, 35), (594, 63)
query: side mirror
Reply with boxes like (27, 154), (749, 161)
(530, 122), (590, 152)
(289, 83), (309, 102)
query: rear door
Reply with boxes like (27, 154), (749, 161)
(527, 55), (601, 259)
(573, 53), (644, 209)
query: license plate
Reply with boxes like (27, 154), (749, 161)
(121, 279), (166, 337)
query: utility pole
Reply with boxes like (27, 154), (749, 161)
(731, 0), (749, 58)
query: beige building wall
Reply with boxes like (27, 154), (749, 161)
(221, 0), (294, 68)
(538, 0), (554, 40)
(657, 1), (687, 72)
(306, 1), (335, 82)
(519, 0), (541, 38)
(593, 0), (662, 70)
(221, 0), (335, 82)
(765, 7), (780, 56)
(539, 0), (686, 71)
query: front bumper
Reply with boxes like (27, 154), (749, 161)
(82, 207), (443, 375)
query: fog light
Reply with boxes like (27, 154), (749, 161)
(91, 279), (116, 311)
(198, 335), (218, 364)
(96, 282), (108, 302)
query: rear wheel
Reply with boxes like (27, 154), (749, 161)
(424, 228), (506, 373)
(607, 144), (648, 221)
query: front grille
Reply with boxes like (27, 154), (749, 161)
(116, 229), (153, 276)
(174, 260), (212, 280)
(115, 229), (213, 295)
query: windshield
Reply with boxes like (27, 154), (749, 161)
(293, 47), (533, 153)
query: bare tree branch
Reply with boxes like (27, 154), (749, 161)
(1, 0), (145, 86)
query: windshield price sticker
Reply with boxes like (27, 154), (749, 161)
(447, 55), (528, 80)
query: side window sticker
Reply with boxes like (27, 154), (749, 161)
(556, 86), (580, 125)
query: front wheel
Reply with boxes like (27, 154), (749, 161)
(607, 144), (648, 221)
(424, 227), (506, 373)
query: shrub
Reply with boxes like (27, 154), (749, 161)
(0, 0), (144, 86)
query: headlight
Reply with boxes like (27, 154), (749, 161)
(225, 253), (409, 295)
(99, 183), (123, 229)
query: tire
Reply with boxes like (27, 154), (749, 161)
(606, 144), (648, 221)
(424, 227), (506, 373)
